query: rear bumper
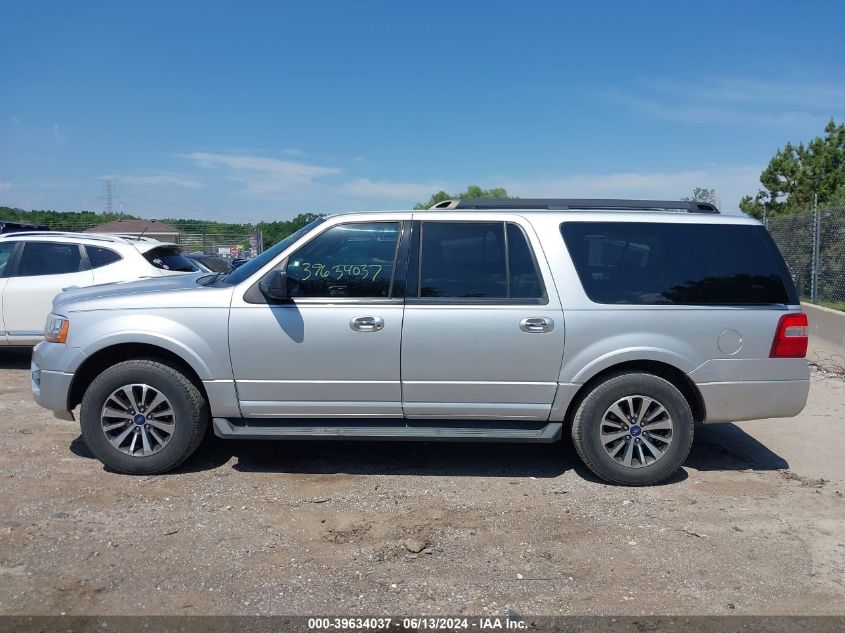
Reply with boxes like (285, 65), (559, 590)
(698, 379), (810, 423)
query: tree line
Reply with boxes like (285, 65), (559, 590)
(0, 206), (322, 252)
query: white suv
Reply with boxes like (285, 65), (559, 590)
(0, 231), (198, 346)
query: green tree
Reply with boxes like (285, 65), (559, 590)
(828, 183), (845, 207)
(258, 212), (324, 249)
(682, 187), (718, 205)
(740, 119), (845, 219)
(413, 185), (511, 210)
(0, 206), (136, 230)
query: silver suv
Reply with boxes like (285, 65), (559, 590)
(31, 199), (810, 485)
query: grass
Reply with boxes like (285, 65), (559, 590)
(802, 298), (845, 312)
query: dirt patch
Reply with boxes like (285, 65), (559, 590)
(1, 349), (844, 616)
(780, 470), (829, 488)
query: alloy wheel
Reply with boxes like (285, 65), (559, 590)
(599, 395), (673, 468)
(100, 384), (176, 457)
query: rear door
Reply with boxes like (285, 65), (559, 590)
(2, 241), (93, 344)
(400, 216), (566, 420)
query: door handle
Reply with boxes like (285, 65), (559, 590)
(520, 317), (554, 333)
(350, 316), (385, 332)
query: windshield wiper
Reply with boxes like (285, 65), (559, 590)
(200, 271), (224, 286)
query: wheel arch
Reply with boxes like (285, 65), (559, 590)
(68, 342), (209, 411)
(562, 360), (706, 427)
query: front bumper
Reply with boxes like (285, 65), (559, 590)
(31, 364), (76, 419)
(698, 379), (811, 423)
(31, 341), (87, 420)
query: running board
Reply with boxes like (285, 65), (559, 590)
(212, 418), (562, 443)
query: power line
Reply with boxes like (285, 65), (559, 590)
(99, 178), (118, 215)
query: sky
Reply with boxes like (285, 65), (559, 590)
(1, 0), (844, 222)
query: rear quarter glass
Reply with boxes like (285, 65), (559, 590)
(559, 222), (799, 305)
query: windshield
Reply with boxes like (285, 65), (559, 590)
(222, 218), (325, 285)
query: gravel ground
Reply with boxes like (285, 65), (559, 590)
(0, 349), (843, 616)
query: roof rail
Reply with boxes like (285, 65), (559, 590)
(114, 234), (161, 242)
(428, 198), (720, 214)
(0, 231), (130, 243)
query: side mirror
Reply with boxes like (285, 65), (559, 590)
(259, 269), (289, 301)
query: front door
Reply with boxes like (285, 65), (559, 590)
(400, 218), (566, 420)
(2, 241), (93, 345)
(228, 218), (408, 418)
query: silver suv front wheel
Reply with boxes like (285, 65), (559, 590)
(80, 359), (208, 475)
(100, 384), (177, 457)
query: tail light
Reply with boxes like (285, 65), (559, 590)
(770, 313), (808, 358)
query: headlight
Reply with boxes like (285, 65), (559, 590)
(44, 313), (70, 343)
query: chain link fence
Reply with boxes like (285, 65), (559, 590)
(166, 224), (262, 259)
(767, 206), (845, 311)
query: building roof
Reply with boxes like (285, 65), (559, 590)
(85, 219), (179, 235)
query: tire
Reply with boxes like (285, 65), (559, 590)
(571, 371), (694, 486)
(79, 359), (208, 475)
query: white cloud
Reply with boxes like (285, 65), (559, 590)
(116, 173), (204, 190)
(0, 181), (11, 191)
(610, 76), (840, 128)
(53, 123), (66, 143)
(614, 95), (823, 127)
(174, 148), (761, 216)
(653, 77), (845, 111)
(181, 152), (341, 197)
(341, 178), (447, 199)
(499, 165), (761, 213)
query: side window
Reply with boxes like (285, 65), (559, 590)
(560, 222), (794, 305)
(86, 246), (123, 269)
(286, 222), (400, 298)
(420, 222), (507, 298)
(417, 222), (545, 301)
(0, 242), (15, 277)
(507, 223), (545, 299)
(16, 242), (84, 277)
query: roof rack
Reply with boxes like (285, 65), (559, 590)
(428, 198), (720, 214)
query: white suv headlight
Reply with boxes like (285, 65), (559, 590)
(44, 313), (70, 343)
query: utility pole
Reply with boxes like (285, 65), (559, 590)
(100, 178), (118, 215)
(811, 193), (820, 305)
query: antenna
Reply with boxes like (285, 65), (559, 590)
(100, 178), (119, 215)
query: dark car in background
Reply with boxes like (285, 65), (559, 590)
(185, 253), (230, 273)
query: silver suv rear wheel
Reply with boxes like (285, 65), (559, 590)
(600, 395), (674, 468)
(571, 372), (694, 486)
